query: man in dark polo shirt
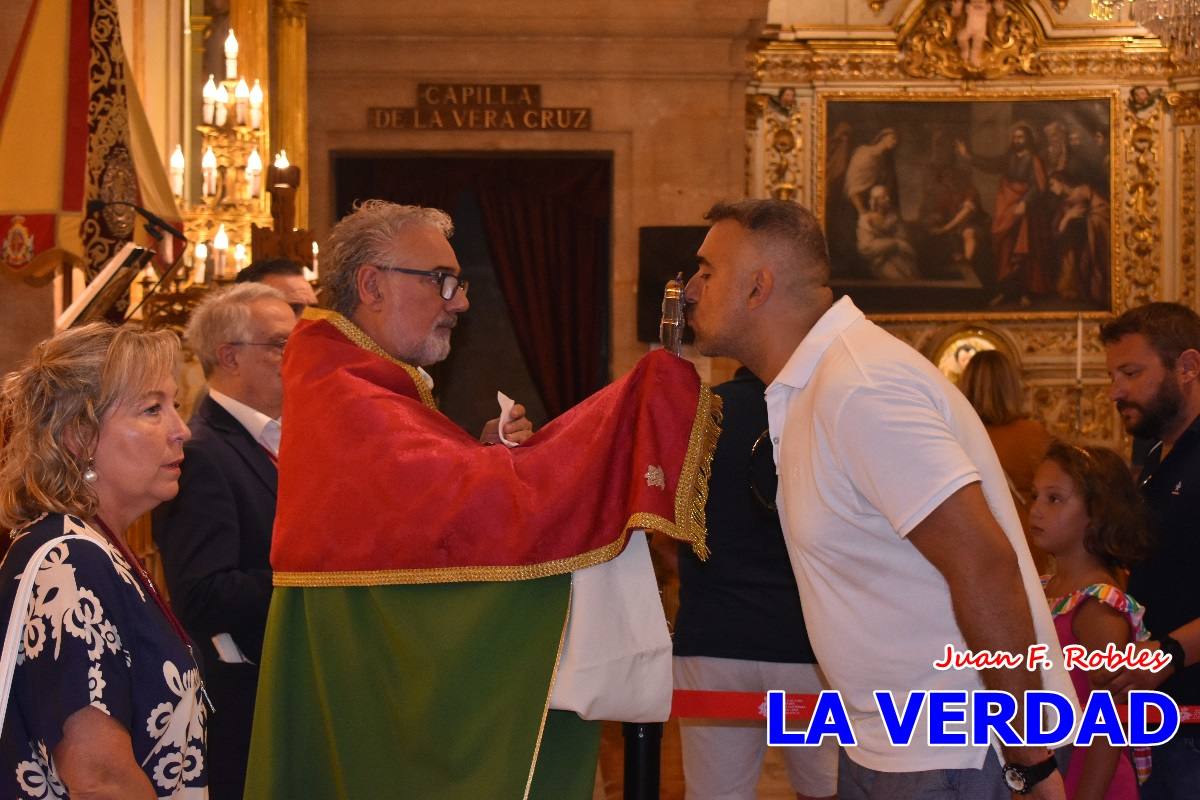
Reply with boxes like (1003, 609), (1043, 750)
(1101, 302), (1200, 799)
(673, 367), (837, 800)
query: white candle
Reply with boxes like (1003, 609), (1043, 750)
(213, 224), (229, 279)
(245, 150), (263, 198)
(193, 242), (209, 284)
(224, 30), (239, 80)
(234, 78), (250, 126)
(169, 145), (185, 198)
(249, 80), (264, 129)
(202, 75), (217, 125)
(311, 241), (319, 279)
(214, 85), (229, 127)
(1076, 314), (1083, 382)
(234, 242), (247, 272)
(201, 147), (218, 197)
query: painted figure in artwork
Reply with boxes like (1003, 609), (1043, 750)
(856, 185), (919, 281)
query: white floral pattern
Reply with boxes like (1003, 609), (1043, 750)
(2, 516), (206, 798)
(14, 741), (65, 799)
(86, 664), (105, 702)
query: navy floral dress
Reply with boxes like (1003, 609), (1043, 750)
(0, 514), (207, 798)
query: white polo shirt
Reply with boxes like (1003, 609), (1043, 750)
(765, 297), (1075, 772)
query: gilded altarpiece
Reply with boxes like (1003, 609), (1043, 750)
(747, 0), (1198, 453)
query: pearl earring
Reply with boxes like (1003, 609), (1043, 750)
(82, 459), (98, 484)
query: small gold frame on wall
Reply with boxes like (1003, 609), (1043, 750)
(815, 89), (1121, 322)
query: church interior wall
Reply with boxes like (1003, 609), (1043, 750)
(304, 0), (768, 382)
(3, 0), (1198, 433)
(747, 0), (1199, 452)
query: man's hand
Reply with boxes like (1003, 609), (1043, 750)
(1097, 640), (1172, 698)
(480, 402), (534, 445)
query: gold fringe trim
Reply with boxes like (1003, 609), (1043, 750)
(273, 377), (723, 586)
(675, 383), (721, 561)
(523, 581), (571, 800)
(301, 307), (437, 409)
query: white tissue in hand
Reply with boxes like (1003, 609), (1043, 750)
(496, 391), (519, 448)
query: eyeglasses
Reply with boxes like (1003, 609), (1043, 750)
(229, 339), (288, 355)
(375, 265), (469, 301)
(749, 428), (778, 512)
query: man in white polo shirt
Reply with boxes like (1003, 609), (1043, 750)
(682, 198), (1075, 800)
(155, 282), (297, 800)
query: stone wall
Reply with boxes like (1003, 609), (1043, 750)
(305, 0), (768, 381)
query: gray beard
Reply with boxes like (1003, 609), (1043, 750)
(409, 330), (452, 366)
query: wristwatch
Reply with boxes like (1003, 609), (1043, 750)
(1002, 754), (1057, 794)
(1160, 634), (1186, 674)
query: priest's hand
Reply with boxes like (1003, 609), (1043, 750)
(480, 403), (534, 445)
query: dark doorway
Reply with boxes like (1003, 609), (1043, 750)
(332, 153), (612, 435)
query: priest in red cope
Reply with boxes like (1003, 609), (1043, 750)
(245, 200), (720, 799)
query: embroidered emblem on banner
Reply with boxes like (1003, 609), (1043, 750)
(2, 217), (34, 268)
(645, 465), (666, 490)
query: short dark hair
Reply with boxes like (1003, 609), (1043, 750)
(1042, 441), (1151, 572)
(235, 258), (305, 284)
(1099, 302), (1200, 368)
(703, 199), (831, 286)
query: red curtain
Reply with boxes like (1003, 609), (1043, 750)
(333, 156), (611, 418)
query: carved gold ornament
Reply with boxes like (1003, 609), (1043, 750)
(1167, 90), (1200, 126)
(899, 0), (1040, 80)
(1122, 104), (1163, 308)
(1032, 383), (1126, 445)
(765, 101), (804, 202)
(1180, 129), (1197, 309)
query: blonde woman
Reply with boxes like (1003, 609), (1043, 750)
(959, 348), (1054, 572)
(0, 323), (206, 799)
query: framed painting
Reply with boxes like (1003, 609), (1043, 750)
(818, 92), (1118, 319)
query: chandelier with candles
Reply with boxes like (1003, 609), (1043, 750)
(165, 30), (316, 287)
(140, 29), (317, 329)
(1090, 0), (1200, 64)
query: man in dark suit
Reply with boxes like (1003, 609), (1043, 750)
(155, 282), (297, 800)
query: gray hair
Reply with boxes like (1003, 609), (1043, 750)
(185, 282), (286, 375)
(324, 200), (454, 316)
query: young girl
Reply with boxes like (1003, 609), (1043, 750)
(1030, 441), (1153, 800)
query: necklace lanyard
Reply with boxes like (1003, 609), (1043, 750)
(92, 517), (215, 712)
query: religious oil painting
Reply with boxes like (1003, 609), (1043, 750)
(819, 94), (1117, 319)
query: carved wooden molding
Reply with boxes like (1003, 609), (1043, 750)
(1122, 104), (1164, 309)
(1180, 129), (1198, 309)
(1167, 90), (1200, 126)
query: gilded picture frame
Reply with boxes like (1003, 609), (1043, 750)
(817, 91), (1120, 321)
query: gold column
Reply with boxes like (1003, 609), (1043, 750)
(273, 0), (309, 228)
(231, 0), (269, 93)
